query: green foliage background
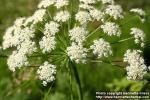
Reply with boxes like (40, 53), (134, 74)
(0, 0), (150, 100)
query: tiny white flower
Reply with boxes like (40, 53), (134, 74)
(39, 35), (56, 53)
(75, 11), (91, 24)
(105, 5), (123, 20)
(101, 22), (121, 36)
(67, 43), (88, 63)
(130, 28), (145, 47)
(38, 0), (55, 8)
(124, 49), (147, 80)
(55, 0), (69, 9)
(54, 10), (70, 22)
(90, 38), (112, 58)
(44, 21), (60, 36)
(7, 51), (28, 72)
(37, 61), (56, 86)
(69, 26), (88, 43)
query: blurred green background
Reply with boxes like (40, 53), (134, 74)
(0, 0), (150, 100)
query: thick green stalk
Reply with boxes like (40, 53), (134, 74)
(68, 61), (74, 100)
(69, 61), (83, 100)
(70, 73), (74, 100)
(43, 82), (55, 100)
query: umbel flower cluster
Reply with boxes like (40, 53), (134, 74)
(1, 0), (148, 86)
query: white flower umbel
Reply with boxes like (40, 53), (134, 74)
(1, 0), (148, 86)
(90, 38), (112, 58)
(3, 27), (35, 49)
(130, 8), (146, 22)
(39, 35), (56, 53)
(89, 8), (104, 21)
(16, 27), (35, 41)
(124, 49), (142, 65)
(105, 5), (123, 20)
(80, 0), (96, 4)
(55, 0), (69, 9)
(54, 10), (70, 22)
(44, 21), (60, 36)
(69, 26), (88, 43)
(101, 22), (121, 36)
(7, 51), (28, 72)
(38, 0), (55, 8)
(130, 28), (145, 47)
(67, 43), (88, 63)
(37, 61), (56, 86)
(17, 40), (37, 55)
(100, 0), (114, 4)
(13, 27), (35, 47)
(124, 49), (147, 80)
(75, 11), (91, 24)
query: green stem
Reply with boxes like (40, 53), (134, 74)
(105, 16), (112, 22)
(56, 32), (67, 48)
(86, 26), (101, 39)
(46, 9), (52, 20)
(90, 60), (124, 68)
(111, 37), (134, 44)
(43, 82), (55, 100)
(69, 61), (83, 100)
(67, 60), (73, 100)
(85, 16), (111, 39)
(29, 53), (64, 58)
(27, 65), (39, 67)
(120, 16), (138, 26)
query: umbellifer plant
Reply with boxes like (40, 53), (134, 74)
(0, 0), (149, 99)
